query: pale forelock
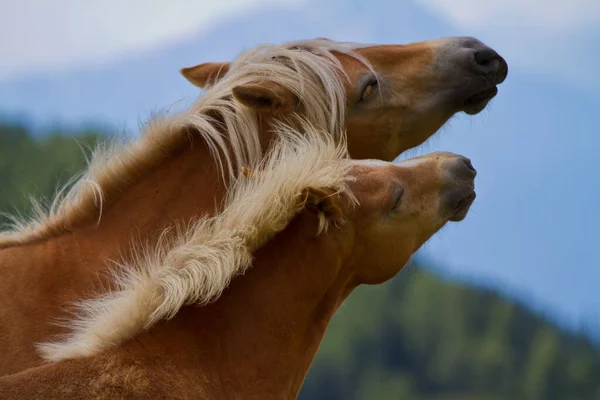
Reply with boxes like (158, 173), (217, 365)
(0, 38), (372, 248)
(37, 120), (357, 362)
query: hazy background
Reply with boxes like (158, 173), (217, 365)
(1, 1), (599, 398)
(2, 0), (598, 332)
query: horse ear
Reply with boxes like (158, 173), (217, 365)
(180, 62), (230, 88)
(232, 81), (298, 115)
(300, 187), (344, 224)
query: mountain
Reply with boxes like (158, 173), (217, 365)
(300, 264), (600, 399)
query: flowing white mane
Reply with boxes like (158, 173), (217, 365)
(0, 39), (371, 248)
(37, 120), (357, 362)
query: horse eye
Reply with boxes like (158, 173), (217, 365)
(359, 79), (378, 101)
(391, 185), (404, 211)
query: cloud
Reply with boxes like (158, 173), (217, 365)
(0, 0), (304, 81)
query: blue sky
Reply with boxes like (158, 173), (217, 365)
(1, 0), (598, 334)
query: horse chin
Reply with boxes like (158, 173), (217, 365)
(461, 87), (498, 115)
(448, 192), (476, 222)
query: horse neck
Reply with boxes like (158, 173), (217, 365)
(75, 134), (231, 275)
(129, 213), (356, 399)
(49, 114), (279, 271)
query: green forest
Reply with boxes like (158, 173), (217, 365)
(1, 122), (599, 399)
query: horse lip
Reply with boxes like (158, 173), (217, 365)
(462, 87), (498, 115)
(465, 87), (498, 105)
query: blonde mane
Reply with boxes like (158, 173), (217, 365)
(0, 39), (371, 248)
(37, 120), (357, 362)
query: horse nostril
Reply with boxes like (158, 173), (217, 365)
(452, 157), (477, 179)
(474, 48), (498, 67)
(463, 158), (476, 174)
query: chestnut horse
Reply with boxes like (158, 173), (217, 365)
(0, 37), (504, 375)
(0, 126), (477, 399)
(180, 36), (508, 160)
